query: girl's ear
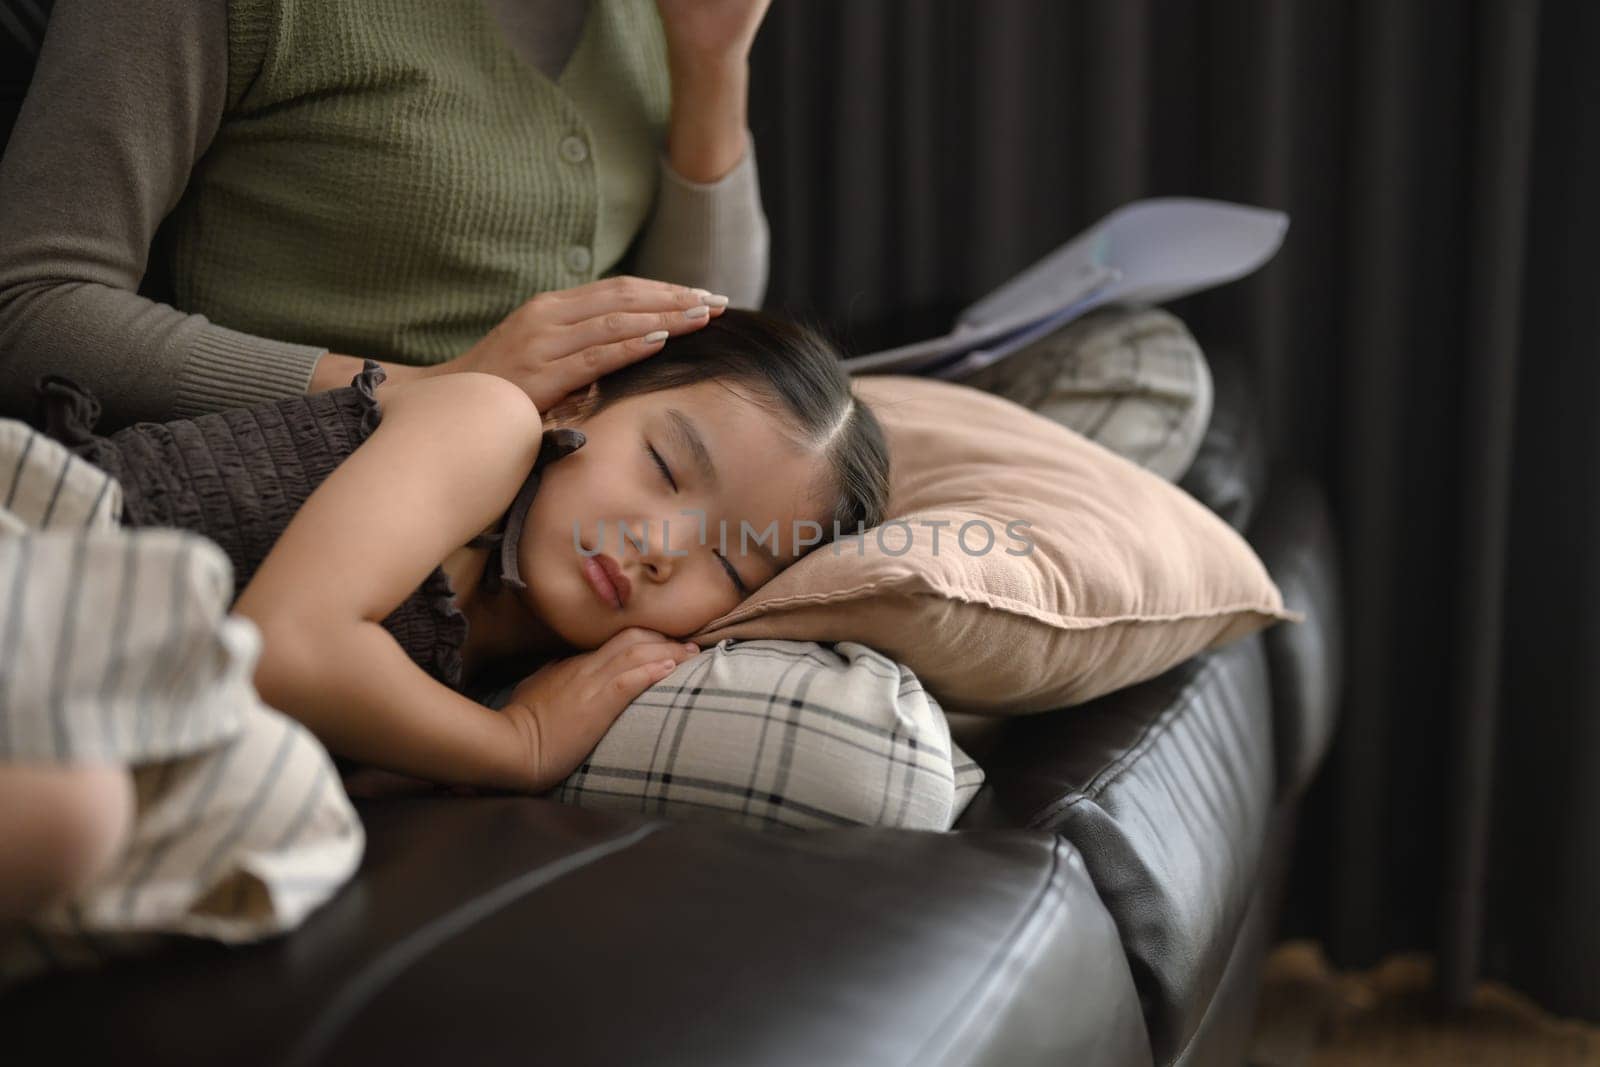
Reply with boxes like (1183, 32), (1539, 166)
(541, 381), (599, 430)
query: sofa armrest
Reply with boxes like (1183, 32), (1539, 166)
(1247, 473), (1345, 801)
(1177, 345), (1269, 533)
(953, 635), (1276, 1065)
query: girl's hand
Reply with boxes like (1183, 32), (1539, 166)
(423, 277), (728, 414)
(501, 627), (701, 794)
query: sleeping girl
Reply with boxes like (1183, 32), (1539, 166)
(0, 277), (891, 926)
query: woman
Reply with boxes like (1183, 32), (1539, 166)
(0, 0), (773, 425)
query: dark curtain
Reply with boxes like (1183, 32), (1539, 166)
(748, 0), (1600, 1019)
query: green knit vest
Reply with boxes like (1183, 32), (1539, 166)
(166, 0), (671, 365)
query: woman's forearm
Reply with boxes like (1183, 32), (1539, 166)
(664, 59), (751, 183)
(251, 618), (532, 792)
(0, 0), (336, 427)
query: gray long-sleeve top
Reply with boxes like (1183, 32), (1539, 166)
(0, 0), (770, 428)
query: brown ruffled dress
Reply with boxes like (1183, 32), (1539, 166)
(33, 360), (586, 692)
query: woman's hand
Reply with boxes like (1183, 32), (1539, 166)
(501, 628), (702, 794)
(419, 276), (727, 414)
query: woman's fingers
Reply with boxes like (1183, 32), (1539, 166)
(564, 306), (718, 353)
(536, 336), (664, 398)
(541, 316), (729, 396)
(456, 276), (730, 394)
(546, 275), (727, 325)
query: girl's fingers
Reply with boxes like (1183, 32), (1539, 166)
(606, 644), (697, 698)
(590, 627), (696, 668)
(611, 658), (682, 700)
(619, 638), (698, 669)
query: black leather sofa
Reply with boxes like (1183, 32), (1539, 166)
(2, 341), (1342, 1067)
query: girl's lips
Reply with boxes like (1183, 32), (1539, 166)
(597, 553), (632, 607)
(582, 553), (630, 609)
(582, 555), (619, 608)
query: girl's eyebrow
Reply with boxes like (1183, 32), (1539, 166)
(664, 408), (719, 490)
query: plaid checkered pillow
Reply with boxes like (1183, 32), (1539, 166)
(477, 639), (984, 832)
(951, 305), (1214, 483)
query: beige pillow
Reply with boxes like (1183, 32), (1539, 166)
(689, 375), (1303, 715)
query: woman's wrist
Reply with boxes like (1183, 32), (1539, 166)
(665, 58), (750, 183)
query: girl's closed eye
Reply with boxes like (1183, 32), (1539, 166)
(643, 436), (747, 594)
(644, 438), (677, 492)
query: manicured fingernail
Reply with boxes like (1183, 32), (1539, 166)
(684, 305), (710, 320)
(684, 642), (698, 652)
(641, 330), (669, 343)
(703, 293), (730, 308)
(690, 288), (711, 299)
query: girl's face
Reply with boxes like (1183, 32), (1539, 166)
(515, 381), (834, 648)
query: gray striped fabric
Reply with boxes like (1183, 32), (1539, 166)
(0, 418), (363, 985)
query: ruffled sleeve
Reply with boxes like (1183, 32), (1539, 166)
(33, 373), (105, 450)
(348, 359), (389, 441)
(477, 427), (587, 596)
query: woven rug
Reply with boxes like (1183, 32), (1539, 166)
(1251, 940), (1600, 1066)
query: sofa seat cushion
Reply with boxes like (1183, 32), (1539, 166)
(951, 634), (1275, 1065)
(2, 797), (1154, 1067)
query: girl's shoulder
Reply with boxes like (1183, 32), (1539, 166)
(378, 368), (541, 433)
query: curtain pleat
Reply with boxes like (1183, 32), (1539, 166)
(748, 0), (1600, 1017)
(1437, 0), (1540, 1005)
(1329, 0), (1417, 968)
(1487, 0), (1600, 1020)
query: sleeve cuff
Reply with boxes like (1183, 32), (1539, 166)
(659, 129), (758, 192)
(173, 321), (328, 418)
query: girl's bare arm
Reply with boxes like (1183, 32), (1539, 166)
(232, 371), (545, 791)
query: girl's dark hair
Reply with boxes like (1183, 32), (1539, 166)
(584, 308), (891, 545)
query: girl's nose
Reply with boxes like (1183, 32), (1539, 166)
(624, 515), (693, 580)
